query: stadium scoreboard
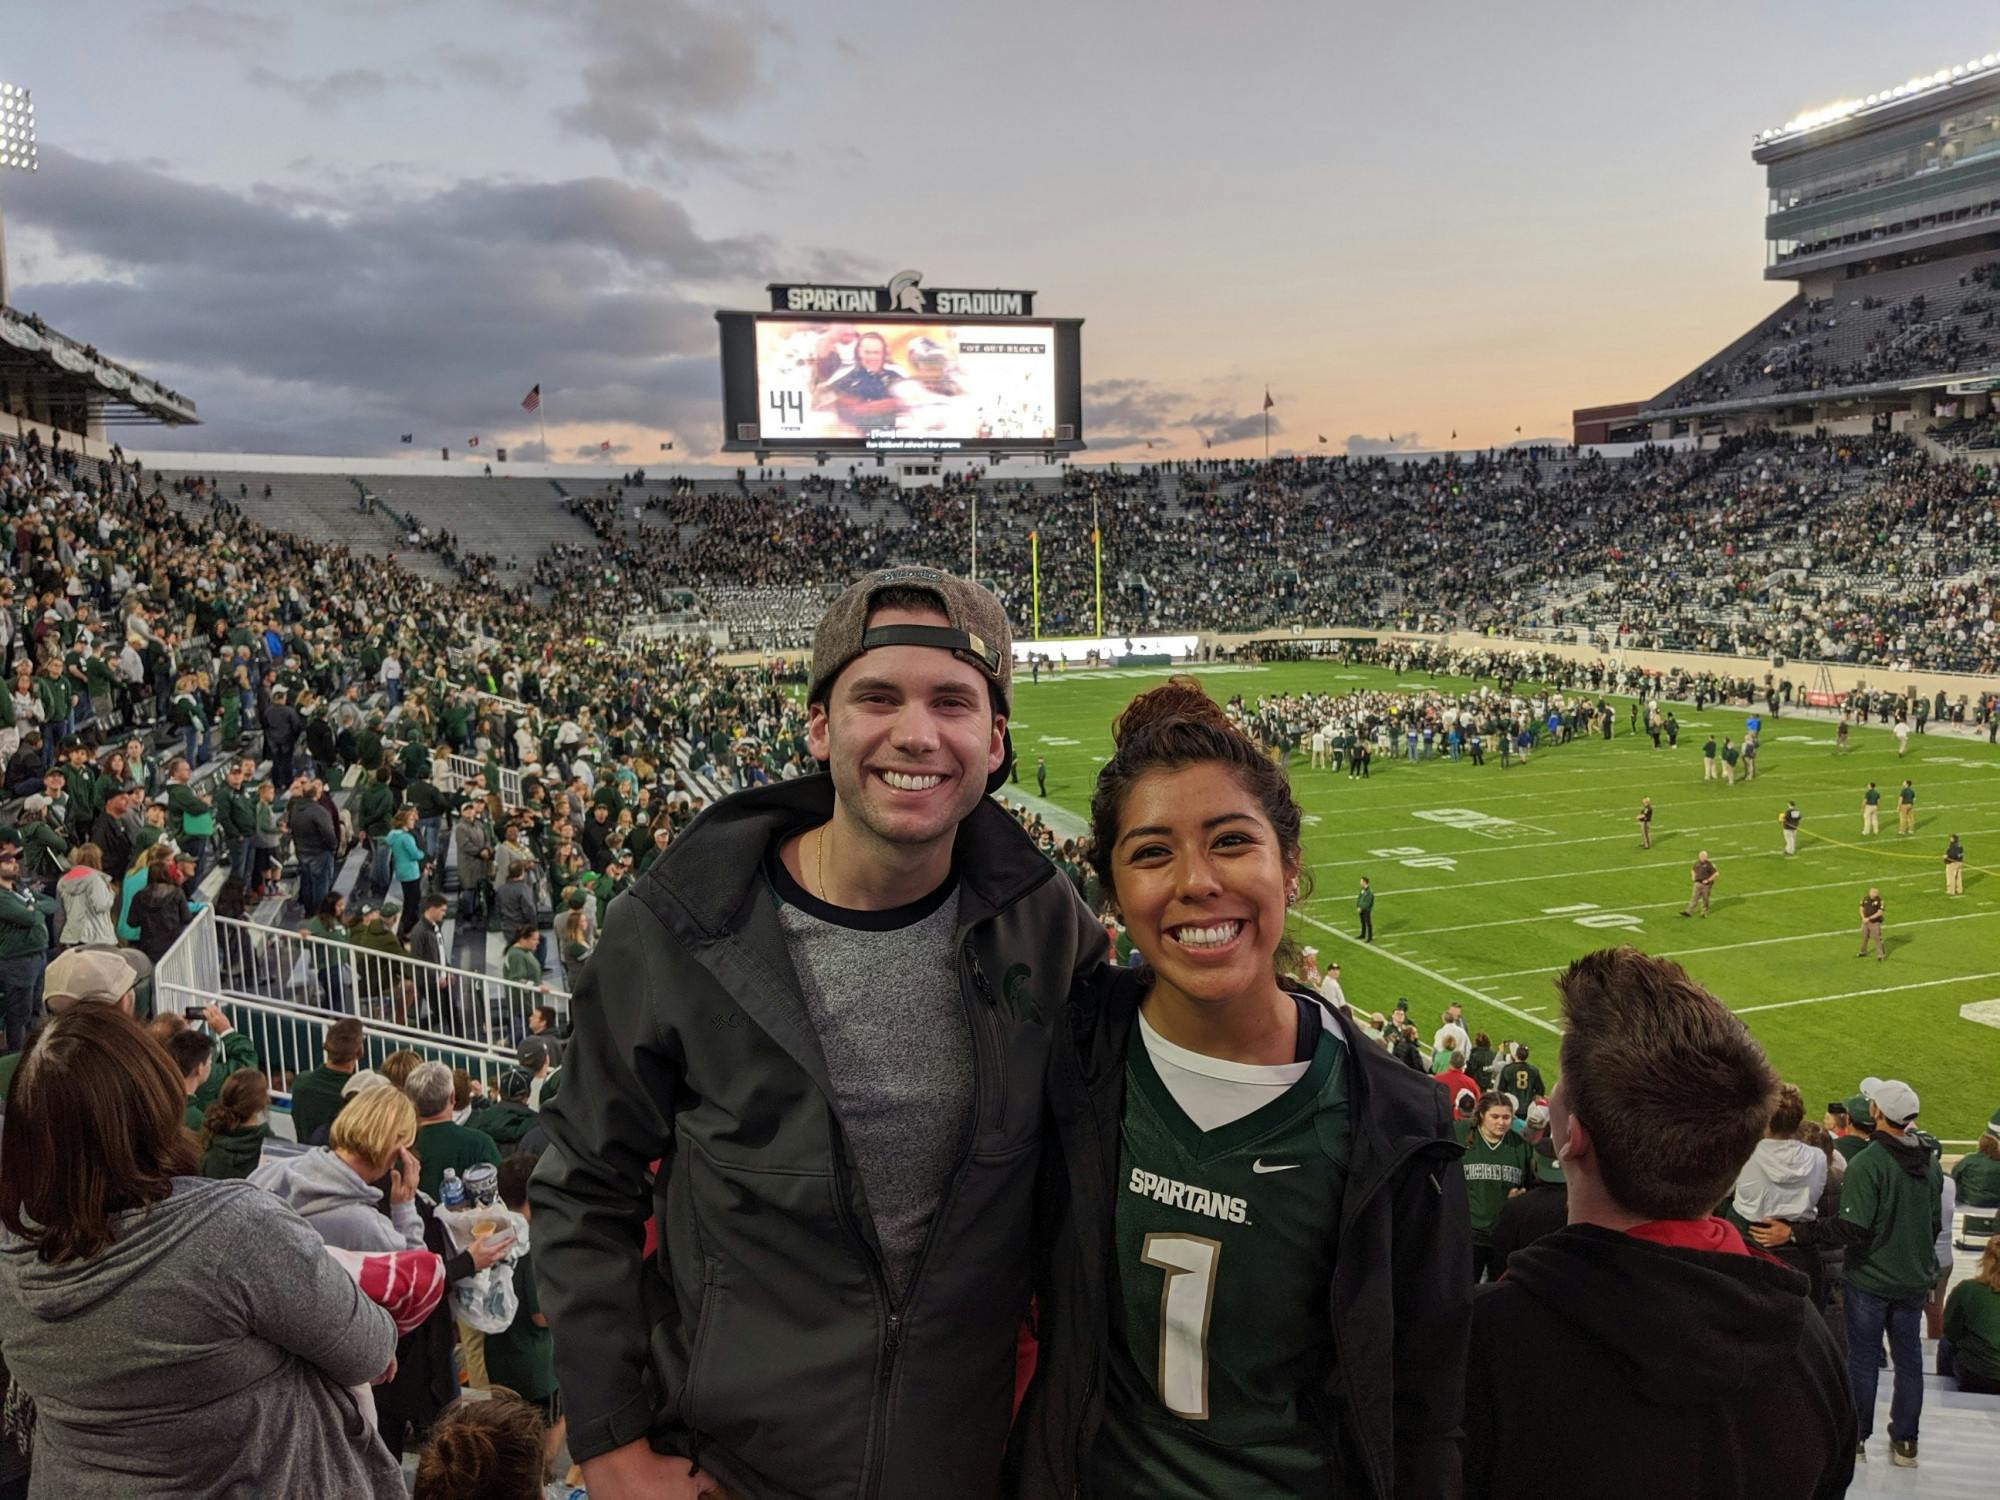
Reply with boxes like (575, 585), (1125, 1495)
(717, 270), (1084, 455)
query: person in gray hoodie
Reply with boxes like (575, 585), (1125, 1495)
(0, 1003), (404, 1498)
(249, 1080), (427, 1254)
(1731, 1083), (1828, 1226)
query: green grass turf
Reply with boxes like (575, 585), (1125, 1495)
(1006, 659), (2000, 1143)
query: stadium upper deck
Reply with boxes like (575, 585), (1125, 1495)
(1586, 53), (2000, 442)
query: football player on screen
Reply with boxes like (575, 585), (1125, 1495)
(1008, 678), (1472, 1500)
(813, 328), (908, 434)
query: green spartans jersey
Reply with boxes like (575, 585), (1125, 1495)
(1458, 1119), (1532, 1240)
(1091, 1020), (1353, 1500)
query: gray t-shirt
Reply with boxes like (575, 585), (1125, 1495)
(768, 849), (974, 1297)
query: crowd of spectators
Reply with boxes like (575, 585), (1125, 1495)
(513, 434), (1999, 676)
(1660, 258), (2000, 410)
(0, 422), (1994, 1495)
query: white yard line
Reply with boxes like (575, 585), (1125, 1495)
(1464, 907), (2000, 981)
(1295, 911), (1561, 1035)
(1305, 792), (2000, 870)
(1359, 817), (2000, 898)
(1383, 869), (1969, 938)
(1736, 971), (2000, 1016)
(1298, 771), (2000, 844)
(1656, 909), (1997, 960)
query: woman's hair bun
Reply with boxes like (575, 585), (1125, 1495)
(1110, 676), (1230, 747)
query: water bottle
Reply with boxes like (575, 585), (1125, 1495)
(439, 1167), (464, 1210)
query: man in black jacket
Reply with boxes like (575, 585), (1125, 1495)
(261, 684), (304, 789)
(1465, 948), (1854, 1500)
(286, 775), (338, 917)
(530, 567), (1105, 1500)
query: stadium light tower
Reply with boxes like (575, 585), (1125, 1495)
(0, 81), (38, 309)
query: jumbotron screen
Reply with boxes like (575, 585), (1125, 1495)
(717, 311), (1084, 453)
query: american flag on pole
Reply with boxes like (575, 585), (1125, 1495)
(600, 439), (611, 452)
(1263, 388), (1275, 411)
(467, 436), (480, 448)
(521, 384), (541, 413)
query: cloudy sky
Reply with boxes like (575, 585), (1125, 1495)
(3, 2), (1990, 460)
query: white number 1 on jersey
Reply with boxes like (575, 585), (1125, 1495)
(1140, 1232), (1223, 1420)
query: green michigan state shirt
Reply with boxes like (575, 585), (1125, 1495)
(1091, 1002), (1353, 1500)
(1458, 1119), (1531, 1240)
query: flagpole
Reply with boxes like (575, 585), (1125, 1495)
(970, 490), (978, 581)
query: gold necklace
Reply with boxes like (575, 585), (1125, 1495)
(815, 822), (830, 904)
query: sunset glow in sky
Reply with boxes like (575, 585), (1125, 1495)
(4, 2), (1992, 461)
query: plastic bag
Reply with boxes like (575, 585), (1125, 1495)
(437, 1203), (530, 1335)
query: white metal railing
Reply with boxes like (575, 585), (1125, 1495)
(437, 752), (526, 807)
(160, 906), (566, 1051)
(155, 978), (520, 1102)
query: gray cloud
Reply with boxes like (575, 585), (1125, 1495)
(1343, 432), (1424, 454)
(8, 147), (778, 457)
(244, 65), (408, 111)
(1083, 376), (1185, 437)
(510, 0), (790, 182)
(148, 3), (289, 54)
(1188, 408), (1279, 445)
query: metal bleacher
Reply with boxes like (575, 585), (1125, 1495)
(1658, 246), (2000, 411)
(372, 475), (603, 566)
(154, 469), (446, 575)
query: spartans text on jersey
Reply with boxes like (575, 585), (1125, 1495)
(1127, 1168), (1251, 1225)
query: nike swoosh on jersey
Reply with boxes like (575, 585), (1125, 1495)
(1251, 1159), (1301, 1174)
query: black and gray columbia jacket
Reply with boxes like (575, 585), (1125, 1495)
(529, 776), (1104, 1500)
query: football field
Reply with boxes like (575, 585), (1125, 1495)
(1006, 660), (2000, 1143)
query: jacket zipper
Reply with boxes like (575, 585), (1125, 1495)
(828, 1104), (901, 1500)
(844, 934), (999, 1500)
(965, 944), (1006, 1130)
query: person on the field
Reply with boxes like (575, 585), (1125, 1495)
(1858, 888), (1886, 960)
(1018, 677), (1470, 1500)
(530, 567), (1104, 1500)
(1681, 850), (1718, 917)
(1463, 948), (1854, 1500)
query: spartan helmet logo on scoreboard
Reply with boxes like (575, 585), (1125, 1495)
(887, 269), (927, 313)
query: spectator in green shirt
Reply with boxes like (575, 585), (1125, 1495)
(199, 1068), (275, 1180)
(1953, 1121), (2000, 1238)
(290, 1016), (366, 1144)
(407, 1060), (500, 1201)
(1942, 1239), (2000, 1395)
(1460, 1092), (1532, 1281)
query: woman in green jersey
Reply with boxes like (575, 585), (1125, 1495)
(1015, 679), (1471, 1500)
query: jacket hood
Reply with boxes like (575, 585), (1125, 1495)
(1499, 1223), (1809, 1403)
(638, 774), (1054, 935)
(1877, 1129), (1937, 1181)
(247, 1145), (383, 1220)
(1749, 1137), (1824, 1195)
(205, 1123), (273, 1173)
(57, 866), (104, 887)
(1, 1177), (241, 1321)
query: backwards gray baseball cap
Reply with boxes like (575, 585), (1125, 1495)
(807, 565), (1015, 793)
(809, 565), (1014, 716)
